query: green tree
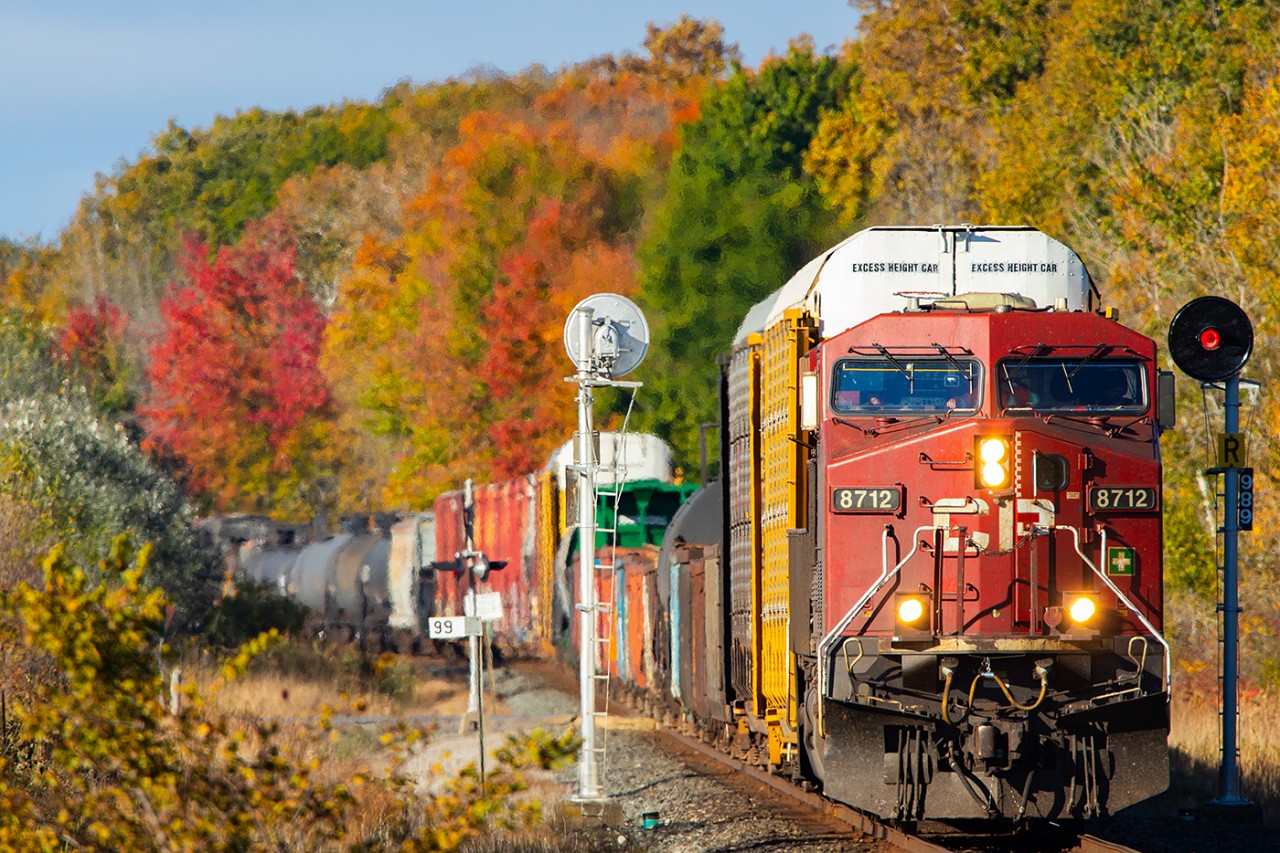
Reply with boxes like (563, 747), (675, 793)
(635, 40), (850, 470)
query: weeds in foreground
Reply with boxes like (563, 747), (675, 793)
(1164, 676), (1280, 824)
(0, 534), (580, 850)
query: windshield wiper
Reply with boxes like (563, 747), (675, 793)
(1002, 344), (1050, 382)
(1057, 362), (1075, 395)
(931, 343), (974, 382)
(871, 342), (913, 389)
(1066, 343), (1111, 380)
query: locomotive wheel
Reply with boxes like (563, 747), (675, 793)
(801, 687), (827, 785)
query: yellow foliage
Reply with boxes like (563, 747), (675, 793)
(0, 535), (575, 850)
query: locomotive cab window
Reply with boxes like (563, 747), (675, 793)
(997, 358), (1147, 414)
(832, 358), (981, 414)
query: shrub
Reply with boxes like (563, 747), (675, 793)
(202, 578), (308, 649)
(0, 393), (221, 627)
(0, 534), (577, 850)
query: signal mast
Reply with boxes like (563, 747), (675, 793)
(1168, 296), (1259, 818)
(562, 293), (649, 807)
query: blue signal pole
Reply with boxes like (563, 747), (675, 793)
(1214, 374), (1245, 807)
(1168, 296), (1259, 820)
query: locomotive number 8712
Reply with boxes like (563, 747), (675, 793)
(714, 225), (1171, 825)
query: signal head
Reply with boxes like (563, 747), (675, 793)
(1168, 296), (1252, 381)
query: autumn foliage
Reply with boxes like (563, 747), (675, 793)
(323, 68), (695, 504)
(6, 12), (1280, 687)
(142, 225), (334, 517)
(55, 295), (134, 414)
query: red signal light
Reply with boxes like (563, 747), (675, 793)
(1169, 297), (1252, 381)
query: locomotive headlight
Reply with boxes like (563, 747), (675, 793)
(975, 437), (1012, 489)
(898, 597), (925, 624)
(894, 591), (931, 638)
(981, 461), (1009, 487)
(1067, 593), (1099, 625)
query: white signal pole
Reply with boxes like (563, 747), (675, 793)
(562, 294), (648, 806)
(572, 305), (602, 800)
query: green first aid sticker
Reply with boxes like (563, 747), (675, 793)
(1107, 546), (1135, 577)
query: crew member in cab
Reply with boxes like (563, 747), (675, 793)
(1094, 368), (1135, 407)
(999, 370), (1039, 409)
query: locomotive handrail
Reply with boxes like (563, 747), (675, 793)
(918, 450), (974, 470)
(816, 524), (937, 736)
(1057, 525), (1171, 696)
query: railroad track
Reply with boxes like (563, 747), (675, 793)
(320, 657), (1150, 852)
(650, 721), (1142, 853)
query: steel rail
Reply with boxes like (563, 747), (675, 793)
(648, 720), (1144, 853)
(650, 722), (953, 853)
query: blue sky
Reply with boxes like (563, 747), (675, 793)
(0, 1), (859, 242)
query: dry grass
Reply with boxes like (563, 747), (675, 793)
(191, 640), (542, 729)
(1150, 672), (1280, 824)
(188, 642), (531, 788)
(192, 642), (467, 720)
(181, 644), (513, 845)
(203, 667), (403, 719)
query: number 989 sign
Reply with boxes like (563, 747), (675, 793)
(1238, 467), (1255, 531)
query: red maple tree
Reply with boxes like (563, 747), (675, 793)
(142, 223), (334, 515)
(55, 295), (134, 413)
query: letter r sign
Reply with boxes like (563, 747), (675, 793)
(1217, 433), (1246, 468)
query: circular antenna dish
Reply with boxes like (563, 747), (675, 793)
(563, 292), (650, 377)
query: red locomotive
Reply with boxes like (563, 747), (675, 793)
(713, 225), (1171, 823)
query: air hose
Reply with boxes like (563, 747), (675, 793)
(966, 664), (1049, 713)
(943, 662), (1050, 723)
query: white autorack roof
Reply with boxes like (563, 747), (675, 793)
(734, 225), (1096, 347)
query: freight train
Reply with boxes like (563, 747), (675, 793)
(210, 432), (694, 655)
(205, 512), (436, 650)
(699, 225), (1171, 824)
(216, 224), (1171, 828)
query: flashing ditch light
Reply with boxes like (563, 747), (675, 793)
(975, 436), (1012, 489)
(1066, 592), (1100, 626)
(1169, 296), (1253, 382)
(895, 591), (931, 638)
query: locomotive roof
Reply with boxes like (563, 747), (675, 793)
(831, 302), (1156, 356)
(733, 225), (1097, 347)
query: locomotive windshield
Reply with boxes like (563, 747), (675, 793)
(832, 358), (981, 414)
(997, 358), (1147, 413)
